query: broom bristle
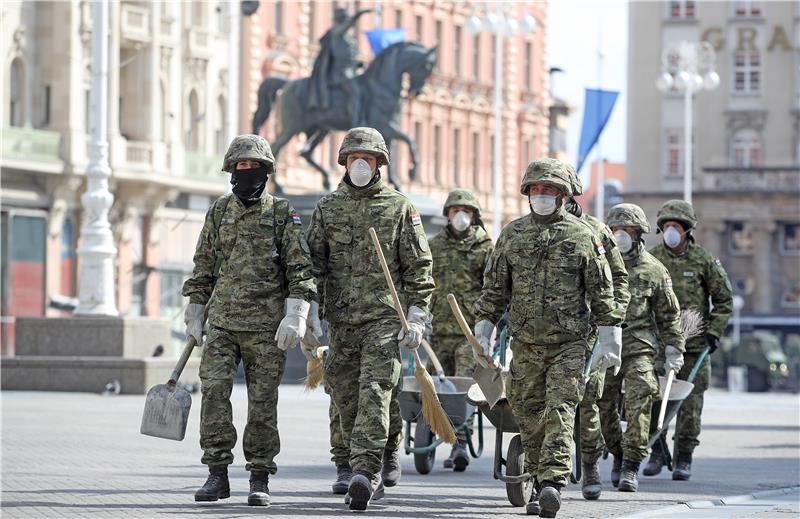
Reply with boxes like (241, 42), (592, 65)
(304, 357), (324, 391)
(680, 309), (706, 340)
(415, 365), (457, 445)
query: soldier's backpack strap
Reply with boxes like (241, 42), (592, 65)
(211, 194), (233, 278)
(273, 197), (289, 253)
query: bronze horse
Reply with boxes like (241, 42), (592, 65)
(252, 42), (437, 191)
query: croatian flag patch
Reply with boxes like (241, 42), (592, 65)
(411, 212), (422, 226)
(291, 212), (302, 225)
(665, 275), (673, 287)
(596, 242), (606, 255)
(714, 257), (722, 267)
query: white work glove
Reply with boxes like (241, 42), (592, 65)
(665, 345), (684, 373)
(592, 326), (623, 376)
(473, 319), (495, 369)
(307, 300), (323, 340)
(184, 303), (206, 346)
(300, 328), (320, 361)
(398, 306), (427, 350)
(275, 298), (310, 351)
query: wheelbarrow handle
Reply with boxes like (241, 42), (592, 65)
(168, 336), (197, 387)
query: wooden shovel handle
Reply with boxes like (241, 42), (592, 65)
(168, 335), (197, 387)
(657, 369), (675, 430)
(447, 293), (499, 369)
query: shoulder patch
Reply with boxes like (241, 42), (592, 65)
(411, 212), (422, 227)
(596, 242), (606, 256)
(561, 241), (576, 255)
(664, 275), (673, 287)
(418, 233), (429, 252)
(714, 257), (722, 267)
(291, 212), (302, 225)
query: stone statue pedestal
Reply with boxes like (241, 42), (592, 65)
(1, 317), (200, 394)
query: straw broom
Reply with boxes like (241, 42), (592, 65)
(680, 308), (705, 340)
(368, 227), (457, 445)
(303, 347), (327, 391)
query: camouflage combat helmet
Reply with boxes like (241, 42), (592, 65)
(337, 127), (390, 167)
(607, 203), (652, 233)
(222, 134), (275, 173)
(569, 171), (583, 197)
(519, 158), (574, 196)
(442, 188), (482, 218)
(657, 199), (698, 230)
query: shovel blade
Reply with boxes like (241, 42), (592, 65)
(472, 364), (505, 408)
(140, 383), (192, 441)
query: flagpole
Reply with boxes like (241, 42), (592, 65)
(594, 26), (605, 219)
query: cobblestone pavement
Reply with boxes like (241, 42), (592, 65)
(2, 385), (798, 518)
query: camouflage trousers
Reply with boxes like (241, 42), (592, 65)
(199, 325), (285, 474)
(325, 319), (402, 475)
(508, 339), (587, 486)
(598, 354), (659, 463)
(579, 366), (606, 463)
(673, 351), (711, 454)
(325, 379), (403, 467)
(428, 334), (476, 441)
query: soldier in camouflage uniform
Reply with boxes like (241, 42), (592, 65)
(473, 158), (624, 518)
(182, 134), (316, 506)
(305, 127), (434, 511)
(597, 203), (685, 492)
(564, 174), (631, 500)
(645, 200), (732, 480)
(429, 188), (493, 471)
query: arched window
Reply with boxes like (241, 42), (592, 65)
(215, 95), (227, 154)
(731, 129), (761, 167)
(9, 58), (25, 127)
(186, 90), (200, 151)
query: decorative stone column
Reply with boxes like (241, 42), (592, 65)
(750, 221), (777, 315)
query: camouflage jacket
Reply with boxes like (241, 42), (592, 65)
(474, 207), (623, 346)
(305, 178), (434, 327)
(650, 241), (733, 352)
(621, 245), (684, 358)
(182, 192), (316, 332)
(577, 213), (631, 323)
(430, 225), (493, 337)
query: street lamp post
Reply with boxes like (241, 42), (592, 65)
(76, 0), (118, 316)
(467, 6), (536, 239)
(655, 41), (719, 205)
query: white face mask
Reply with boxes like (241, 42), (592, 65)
(451, 211), (472, 232)
(663, 226), (683, 249)
(529, 195), (558, 216)
(613, 230), (633, 254)
(348, 158), (374, 187)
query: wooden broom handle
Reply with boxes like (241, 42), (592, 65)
(447, 293), (499, 369)
(421, 339), (447, 380)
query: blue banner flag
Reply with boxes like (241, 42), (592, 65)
(576, 88), (619, 173)
(366, 28), (406, 56)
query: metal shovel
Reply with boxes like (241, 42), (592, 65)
(140, 336), (197, 441)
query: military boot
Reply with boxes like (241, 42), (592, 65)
(443, 444), (457, 468)
(672, 451), (692, 481)
(332, 464), (352, 495)
(452, 440), (470, 472)
(194, 466), (230, 502)
(581, 461), (602, 500)
(538, 481), (562, 518)
(347, 470), (376, 511)
(248, 471), (270, 506)
(610, 454), (623, 488)
(381, 447), (401, 487)
(525, 482), (540, 516)
(643, 442), (665, 476)
(618, 460), (640, 492)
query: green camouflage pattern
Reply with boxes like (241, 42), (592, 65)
(199, 325), (286, 473)
(607, 203), (651, 234)
(337, 127), (390, 166)
(430, 225), (493, 337)
(305, 178), (434, 327)
(324, 319), (402, 474)
(442, 188), (482, 218)
(182, 193), (316, 331)
(656, 199), (698, 229)
(620, 245), (684, 358)
(570, 172), (584, 196)
(598, 354), (659, 462)
(650, 242), (733, 349)
(474, 207), (624, 345)
(674, 350), (711, 453)
(507, 340), (587, 486)
(579, 366), (606, 462)
(577, 213), (631, 320)
(222, 134), (275, 173)
(519, 158), (575, 195)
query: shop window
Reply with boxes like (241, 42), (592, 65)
(780, 223), (800, 255)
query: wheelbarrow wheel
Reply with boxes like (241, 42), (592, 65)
(506, 434), (533, 507)
(413, 419), (436, 474)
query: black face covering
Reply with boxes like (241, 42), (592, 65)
(231, 165), (268, 206)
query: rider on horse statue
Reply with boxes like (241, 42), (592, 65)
(308, 7), (371, 127)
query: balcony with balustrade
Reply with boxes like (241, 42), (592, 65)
(701, 166), (800, 193)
